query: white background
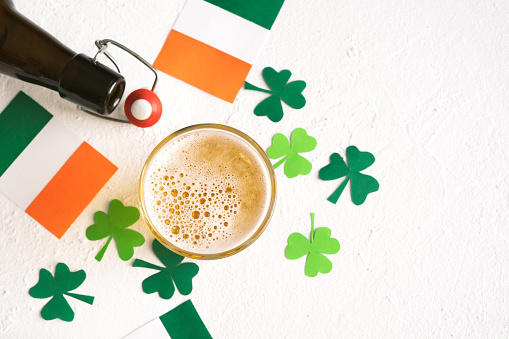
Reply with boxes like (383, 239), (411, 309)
(1, 0), (509, 338)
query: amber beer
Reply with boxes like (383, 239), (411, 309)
(140, 124), (276, 259)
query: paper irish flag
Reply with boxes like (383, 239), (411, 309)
(154, 0), (285, 103)
(124, 300), (212, 339)
(0, 92), (117, 239)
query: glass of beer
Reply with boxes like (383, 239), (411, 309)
(139, 124), (276, 259)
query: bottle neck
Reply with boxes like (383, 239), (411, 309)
(59, 54), (126, 115)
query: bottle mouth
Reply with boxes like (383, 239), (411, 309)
(105, 78), (125, 114)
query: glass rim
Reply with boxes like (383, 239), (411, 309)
(139, 123), (277, 260)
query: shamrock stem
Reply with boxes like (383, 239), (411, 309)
(132, 259), (166, 271)
(95, 236), (113, 262)
(327, 177), (350, 204)
(64, 292), (95, 305)
(273, 156), (287, 169)
(244, 82), (273, 94)
(310, 213), (315, 243)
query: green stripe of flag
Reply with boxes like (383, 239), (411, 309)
(160, 300), (212, 339)
(0, 91), (53, 177)
(204, 0), (285, 30)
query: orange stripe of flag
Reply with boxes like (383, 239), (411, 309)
(26, 142), (117, 239)
(153, 30), (252, 103)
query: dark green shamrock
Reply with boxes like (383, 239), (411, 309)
(86, 199), (145, 262)
(266, 128), (317, 178)
(319, 146), (379, 205)
(29, 263), (94, 322)
(133, 239), (199, 300)
(285, 213), (340, 277)
(244, 67), (306, 122)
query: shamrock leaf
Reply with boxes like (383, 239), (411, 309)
(266, 128), (317, 178)
(319, 146), (379, 205)
(29, 263), (94, 322)
(133, 239), (199, 300)
(285, 213), (340, 277)
(86, 199), (145, 262)
(244, 67), (306, 122)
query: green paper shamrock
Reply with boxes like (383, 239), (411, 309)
(285, 213), (340, 277)
(266, 128), (317, 178)
(244, 67), (306, 122)
(133, 239), (199, 300)
(29, 263), (94, 322)
(86, 199), (145, 262)
(319, 146), (379, 205)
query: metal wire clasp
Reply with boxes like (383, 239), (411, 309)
(92, 39), (158, 92)
(78, 39), (159, 123)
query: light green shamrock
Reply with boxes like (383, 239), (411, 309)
(266, 128), (317, 178)
(285, 213), (340, 277)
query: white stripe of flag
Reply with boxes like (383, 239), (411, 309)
(173, 0), (269, 64)
(0, 118), (82, 210)
(124, 318), (169, 339)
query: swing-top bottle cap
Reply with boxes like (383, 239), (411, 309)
(58, 53), (125, 115)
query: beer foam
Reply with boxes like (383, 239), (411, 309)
(142, 128), (272, 254)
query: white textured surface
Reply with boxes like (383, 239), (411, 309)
(1, 0), (509, 338)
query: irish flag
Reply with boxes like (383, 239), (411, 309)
(0, 92), (117, 239)
(124, 300), (211, 339)
(154, 0), (285, 103)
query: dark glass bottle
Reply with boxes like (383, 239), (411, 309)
(0, 0), (125, 114)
